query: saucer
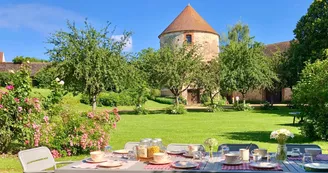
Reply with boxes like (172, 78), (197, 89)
(85, 158), (107, 163)
(166, 150), (184, 155)
(171, 161), (198, 169)
(182, 153), (194, 158)
(149, 159), (172, 165)
(98, 161), (122, 168)
(113, 149), (129, 154)
(250, 162), (278, 169)
(223, 161), (243, 165)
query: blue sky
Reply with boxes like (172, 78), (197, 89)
(0, 0), (312, 62)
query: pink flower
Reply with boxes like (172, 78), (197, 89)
(70, 140), (73, 147)
(5, 85), (14, 90)
(0, 105), (3, 109)
(66, 149), (71, 156)
(51, 150), (61, 158)
(113, 108), (118, 114)
(87, 112), (94, 118)
(24, 98), (29, 103)
(33, 98), (39, 103)
(14, 98), (20, 103)
(18, 106), (23, 112)
(43, 116), (49, 123)
(25, 140), (29, 145)
(112, 123), (117, 129)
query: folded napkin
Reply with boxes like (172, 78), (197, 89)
(222, 163), (283, 171)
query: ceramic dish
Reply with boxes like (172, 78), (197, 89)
(149, 160), (172, 165)
(113, 149), (129, 154)
(98, 161), (122, 168)
(222, 161), (243, 165)
(304, 163), (328, 170)
(249, 162), (278, 169)
(166, 150), (185, 155)
(182, 153), (194, 158)
(85, 158), (107, 163)
(171, 161), (199, 169)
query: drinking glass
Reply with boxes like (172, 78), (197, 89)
(104, 145), (113, 158)
(267, 152), (277, 163)
(302, 153), (313, 167)
(291, 148), (301, 156)
(127, 150), (136, 160)
(192, 151), (203, 161)
(221, 145), (229, 159)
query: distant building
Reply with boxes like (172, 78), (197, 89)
(0, 52), (6, 62)
(159, 4), (219, 105)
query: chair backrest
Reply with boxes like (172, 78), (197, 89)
(124, 142), (140, 150)
(167, 143), (206, 152)
(18, 146), (56, 172)
(218, 143), (259, 152)
(286, 144), (322, 154)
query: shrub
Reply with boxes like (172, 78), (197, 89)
(149, 89), (161, 100)
(166, 104), (187, 114)
(134, 105), (149, 115)
(153, 97), (174, 104)
(293, 59), (328, 140)
(0, 72), (11, 87)
(34, 66), (57, 88)
(207, 104), (223, 112)
(200, 93), (210, 104)
(233, 103), (253, 111)
(261, 101), (277, 110)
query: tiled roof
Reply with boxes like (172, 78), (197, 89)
(264, 41), (291, 56)
(0, 62), (49, 76)
(159, 4), (218, 38)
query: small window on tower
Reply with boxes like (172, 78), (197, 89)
(186, 34), (192, 44)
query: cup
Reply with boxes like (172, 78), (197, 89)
(153, 152), (170, 163)
(225, 153), (240, 164)
(252, 149), (267, 157)
(188, 145), (198, 155)
(253, 153), (262, 162)
(302, 153), (313, 168)
(239, 149), (249, 161)
(90, 151), (105, 162)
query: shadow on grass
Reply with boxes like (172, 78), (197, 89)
(277, 123), (302, 127)
(252, 107), (300, 117)
(220, 131), (313, 144)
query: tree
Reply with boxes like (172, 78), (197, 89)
(220, 22), (277, 104)
(197, 58), (220, 105)
(287, 0), (328, 86)
(137, 44), (203, 107)
(47, 20), (131, 111)
(12, 56), (48, 64)
(266, 49), (288, 105)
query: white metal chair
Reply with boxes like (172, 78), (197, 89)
(217, 143), (259, 152)
(124, 142), (140, 151)
(18, 146), (74, 173)
(167, 143), (206, 152)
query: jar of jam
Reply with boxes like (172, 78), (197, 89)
(147, 139), (160, 158)
(138, 139), (149, 158)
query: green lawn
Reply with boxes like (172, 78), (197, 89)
(1, 108), (327, 173)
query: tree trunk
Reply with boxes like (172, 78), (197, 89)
(242, 93), (246, 105)
(270, 94), (274, 107)
(175, 95), (179, 108)
(92, 95), (97, 112)
(210, 91), (214, 105)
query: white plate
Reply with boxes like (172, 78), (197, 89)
(249, 162), (278, 169)
(113, 149), (129, 154)
(149, 160), (172, 165)
(287, 151), (301, 157)
(85, 158), (107, 163)
(222, 161), (243, 165)
(98, 161), (122, 168)
(171, 161), (199, 169)
(166, 150), (185, 155)
(182, 153), (194, 158)
(304, 163), (328, 170)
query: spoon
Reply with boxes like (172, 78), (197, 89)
(246, 143), (253, 150)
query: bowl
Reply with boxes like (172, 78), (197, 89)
(305, 148), (321, 157)
(90, 151), (105, 162)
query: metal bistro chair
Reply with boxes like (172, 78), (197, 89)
(167, 143), (206, 152)
(124, 142), (140, 151)
(218, 143), (259, 153)
(18, 146), (74, 173)
(286, 144), (322, 154)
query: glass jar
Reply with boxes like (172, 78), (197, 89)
(147, 139), (160, 158)
(154, 138), (165, 152)
(276, 144), (287, 161)
(138, 139), (149, 158)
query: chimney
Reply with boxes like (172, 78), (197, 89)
(0, 52), (5, 63)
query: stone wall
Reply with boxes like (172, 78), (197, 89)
(282, 88), (292, 101)
(233, 89), (265, 101)
(159, 31), (219, 61)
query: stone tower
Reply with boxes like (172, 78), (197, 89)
(159, 4), (219, 104)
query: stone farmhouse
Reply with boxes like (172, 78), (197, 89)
(159, 4), (292, 105)
(0, 4), (292, 105)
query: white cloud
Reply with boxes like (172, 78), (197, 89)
(0, 4), (84, 34)
(111, 35), (133, 52)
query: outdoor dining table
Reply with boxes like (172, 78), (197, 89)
(54, 152), (325, 173)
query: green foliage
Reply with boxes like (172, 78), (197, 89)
(149, 89), (161, 100)
(261, 101), (278, 110)
(166, 104), (187, 114)
(34, 66), (58, 88)
(0, 72), (10, 87)
(10, 63), (33, 98)
(82, 91), (135, 107)
(136, 44), (203, 106)
(151, 97), (174, 105)
(293, 58), (328, 140)
(12, 56), (48, 64)
(207, 104), (223, 112)
(220, 22), (277, 102)
(134, 105), (149, 115)
(42, 78), (67, 116)
(47, 19), (131, 111)
(286, 0), (328, 86)
(233, 102), (253, 111)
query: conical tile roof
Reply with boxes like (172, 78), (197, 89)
(159, 4), (218, 38)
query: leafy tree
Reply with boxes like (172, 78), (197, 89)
(12, 56), (48, 64)
(34, 66), (58, 88)
(220, 22), (277, 104)
(266, 49), (288, 105)
(286, 0), (328, 86)
(197, 59), (220, 105)
(137, 44), (203, 107)
(46, 20), (131, 111)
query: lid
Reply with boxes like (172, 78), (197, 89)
(154, 138), (162, 142)
(140, 139), (149, 143)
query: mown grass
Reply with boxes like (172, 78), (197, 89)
(1, 107), (327, 173)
